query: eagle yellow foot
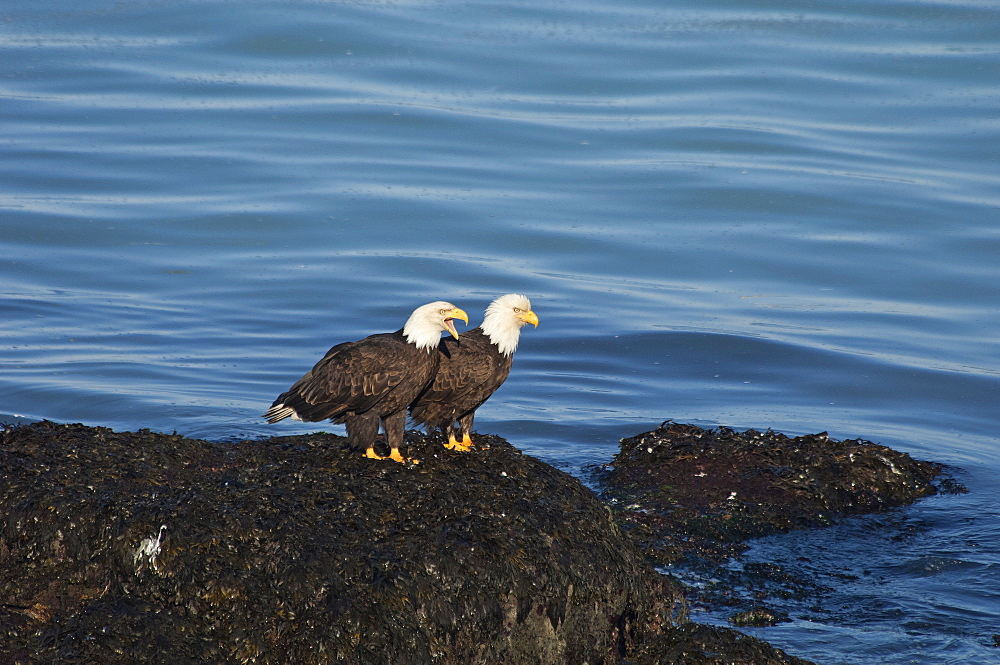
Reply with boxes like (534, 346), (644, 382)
(363, 447), (419, 465)
(443, 433), (474, 452)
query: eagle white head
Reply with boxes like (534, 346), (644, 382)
(480, 293), (539, 356)
(403, 301), (469, 351)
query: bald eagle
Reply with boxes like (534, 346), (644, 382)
(264, 301), (469, 463)
(410, 294), (538, 451)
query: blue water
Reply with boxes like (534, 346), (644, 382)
(2, 0), (998, 662)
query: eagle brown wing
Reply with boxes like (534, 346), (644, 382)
(271, 331), (422, 423)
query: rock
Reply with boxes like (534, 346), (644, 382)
(1, 421), (687, 665)
(728, 608), (788, 628)
(599, 421), (947, 564)
(629, 622), (812, 665)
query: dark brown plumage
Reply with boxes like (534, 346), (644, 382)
(264, 301), (468, 463)
(410, 294), (538, 451)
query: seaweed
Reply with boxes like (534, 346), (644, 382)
(0, 422), (682, 665)
(601, 421), (946, 565)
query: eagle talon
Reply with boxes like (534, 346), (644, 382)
(444, 433), (474, 452)
(365, 447), (416, 464)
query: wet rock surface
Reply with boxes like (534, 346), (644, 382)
(598, 421), (960, 631)
(628, 622), (812, 665)
(0, 420), (811, 665)
(599, 421), (945, 565)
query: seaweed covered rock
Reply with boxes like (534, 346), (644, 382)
(630, 622), (813, 665)
(0, 421), (681, 665)
(601, 421), (943, 563)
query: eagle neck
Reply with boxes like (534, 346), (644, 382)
(402, 323), (441, 352)
(480, 319), (520, 357)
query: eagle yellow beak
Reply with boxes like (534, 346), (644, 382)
(520, 310), (539, 328)
(443, 307), (469, 339)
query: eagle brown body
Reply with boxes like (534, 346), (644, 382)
(264, 302), (468, 463)
(409, 328), (514, 449)
(410, 294), (538, 451)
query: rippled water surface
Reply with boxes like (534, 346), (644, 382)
(2, 0), (999, 662)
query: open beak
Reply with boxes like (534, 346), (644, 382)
(442, 307), (469, 339)
(520, 310), (539, 328)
